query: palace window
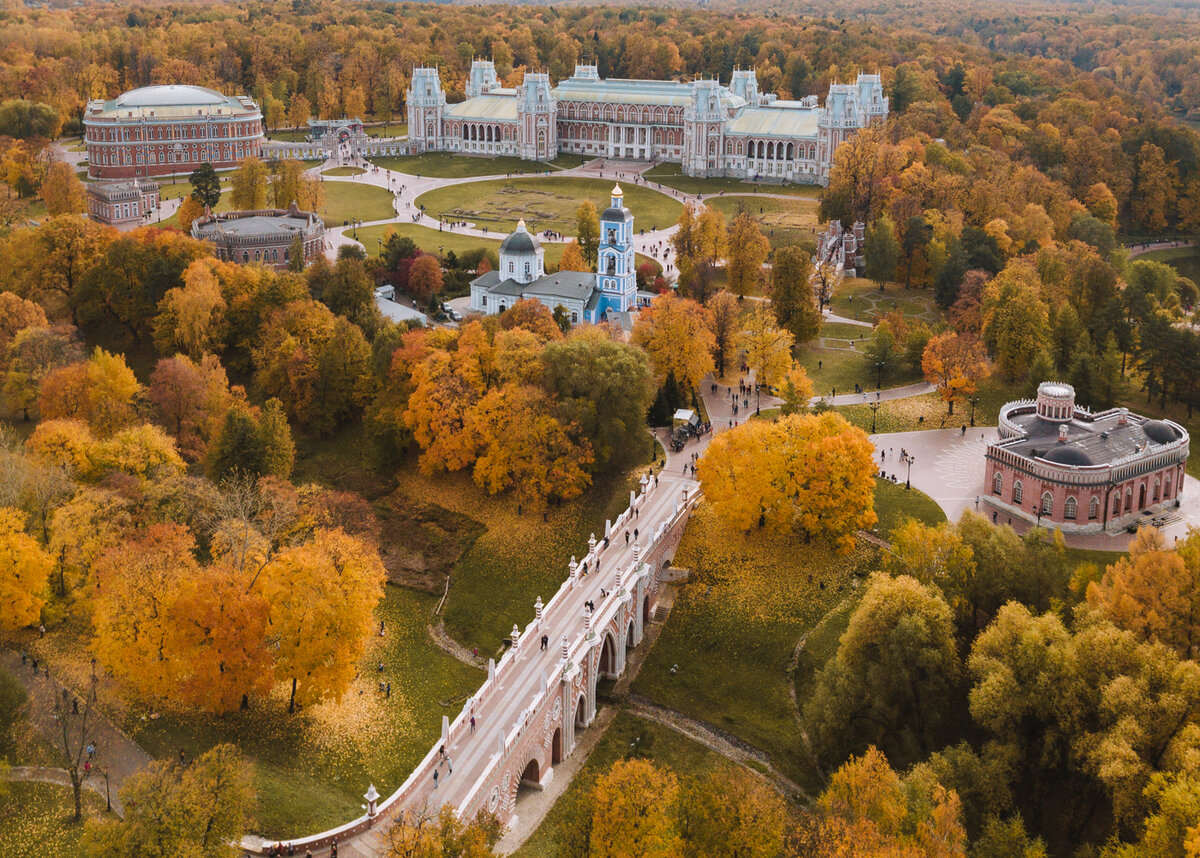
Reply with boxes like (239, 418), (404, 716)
(524, 261), (530, 277)
(1125, 488), (1133, 512)
(1113, 494), (1122, 516)
(1064, 496), (1077, 520)
(1013, 480), (1023, 505)
(1041, 492), (1053, 516)
(992, 472), (1002, 495)
(1089, 497), (1099, 520)
(1154, 479), (1161, 503)
(1166, 475), (1173, 498)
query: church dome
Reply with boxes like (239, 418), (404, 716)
(602, 183), (633, 223)
(1041, 446), (1094, 467)
(116, 85), (228, 108)
(500, 219), (540, 255)
(1142, 419), (1179, 445)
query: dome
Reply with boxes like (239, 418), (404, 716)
(500, 219), (540, 255)
(1041, 446), (1094, 467)
(1142, 420), (1179, 445)
(602, 204), (633, 223)
(116, 85), (228, 108)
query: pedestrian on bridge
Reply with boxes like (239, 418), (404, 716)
(541, 634), (549, 650)
(433, 769), (438, 789)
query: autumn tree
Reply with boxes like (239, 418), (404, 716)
(780, 364), (814, 415)
(921, 332), (990, 415)
(147, 354), (233, 462)
(40, 161), (86, 215)
(83, 744), (254, 856)
(270, 159), (324, 211)
(230, 156), (269, 210)
(672, 203), (727, 302)
(807, 574), (963, 767)
(176, 195), (205, 232)
(288, 92), (310, 130)
(863, 214), (899, 288)
(820, 127), (889, 226)
(0, 292), (47, 358)
(726, 210), (770, 296)
(558, 239), (588, 273)
(261, 528), (386, 712)
(385, 806), (502, 858)
(207, 399), (295, 481)
(39, 348), (140, 436)
(154, 258), (229, 358)
(407, 254), (444, 302)
(679, 764), (787, 858)
(1131, 143), (1176, 235)
(0, 507), (53, 632)
(706, 290), (740, 379)
(499, 299), (563, 343)
(981, 262), (1050, 381)
(576, 200), (600, 267)
(770, 245), (821, 344)
(7, 215), (112, 324)
(739, 304), (795, 403)
(699, 412), (877, 552)
(590, 758), (682, 858)
(1087, 528), (1200, 659)
(632, 292), (715, 392)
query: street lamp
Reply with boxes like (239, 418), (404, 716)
(968, 395), (980, 427)
(874, 361), (885, 390)
(869, 400), (881, 434)
(900, 451), (914, 489)
(1033, 501), (1042, 530)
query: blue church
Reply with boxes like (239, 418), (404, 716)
(469, 185), (640, 326)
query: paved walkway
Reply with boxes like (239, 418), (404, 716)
(1126, 239), (1196, 259)
(1, 651), (153, 816)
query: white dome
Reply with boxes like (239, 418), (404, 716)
(116, 85), (228, 108)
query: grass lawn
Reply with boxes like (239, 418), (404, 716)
(643, 162), (821, 198)
(871, 476), (947, 539)
(1138, 246), (1200, 286)
(415, 176), (682, 235)
(157, 190), (236, 228)
(25, 200), (48, 222)
(791, 593), (858, 729)
(0, 782), (114, 858)
(352, 222), (657, 274)
(323, 166), (366, 177)
(631, 504), (878, 793)
(828, 278), (945, 327)
(366, 122), (407, 138)
(266, 129), (309, 142)
(833, 377), (1024, 434)
(370, 153), (564, 179)
(798, 339), (923, 400)
(513, 711), (768, 858)
(316, 180), (396, 226)
(706, 194), (819, 250)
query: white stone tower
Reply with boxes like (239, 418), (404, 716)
(729, 69), (762, 106)
(407, 68), (446, 153)
(466, 60), (500, 99)
(682, 79), (724, 177)
(516, 72), (556, 161)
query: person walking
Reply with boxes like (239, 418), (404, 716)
(470, 715), (476, 733)
(433, 768), (439, 789)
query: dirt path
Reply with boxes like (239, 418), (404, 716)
(2, 651), (154, 816)
(426, 620), (487, 670)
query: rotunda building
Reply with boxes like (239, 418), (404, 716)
(985, 382), (1189, 532)
(498, 219), (545, 285)
(84, 84), (263, 179)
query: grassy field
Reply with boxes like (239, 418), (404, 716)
(322, 166), (366, 177)
(267, 128), (309, 142)
(643, 162), (822, 198)
(370, 153), (559, 178)
(415, 176), (683, 235)
(632, 504), (878, 793)
(828, 278), (945, 327)
(871, 476), (948, 538)
(834, 377), (1023, 434)
(0, 782), (114, 858)
(366, 122), (407, 138)
(513, 711), (764, 858)
(315, 180), (396, 226)
(352, 222), (656, 273)
(798, 338), (923, 399)
(157, 190), (236, 228)
(1137, 246), (1200, 284)
(706, 194), (820, 250)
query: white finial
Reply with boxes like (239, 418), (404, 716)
(511, 623), (521, 650)
(612, 183), (623, 197)
(535, 596), (544, 620)
(517, 218), (527, 231)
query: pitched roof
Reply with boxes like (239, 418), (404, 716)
(445, 94), (519, 121)
(725, 105), (820, 139)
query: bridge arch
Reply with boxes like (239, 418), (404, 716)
(552, 727), (563, 764)
(627, 620), (636, 652)
(574, 693), (588, 730)
(598, 631), (617, 678)
(519, 757), (541, 788)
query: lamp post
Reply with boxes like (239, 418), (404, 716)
(901, 451), (914, 490)
(875, 360), (885, 390)
(968, 395), (980, 427)
(1033, 501), (1042, 530)
(869, 400), (881, 434)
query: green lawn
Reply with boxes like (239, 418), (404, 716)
(266, 129), (309, 143)
(370, 152), (565, 179)
(415, 176), (682, 235)
(632, 504), (877, 793)
(316, 180), (396, 226)
(706, 194), (820, 250)
(322, 166), (366, 177)
(643, 162), (822, 198)
(157, 190), (236, 228)
(0, 782), (114, 858)
(513, 712), (766, 858)
(1137, 246), (1200, 285)
(828, 279), (945, 327)
(366, 122), (407, 138)
(799, 339), (923, 400)
(871, 476), (947, 539)
(833, 377), (1023, 434)
(819, 321), (873, 340)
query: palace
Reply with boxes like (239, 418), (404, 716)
(85, 179), (159, 228)
(985, 382), (1189, 533)
(84, 84), (264, 180)
(470, 184), (640, 325)
(408, 62), (887, 183)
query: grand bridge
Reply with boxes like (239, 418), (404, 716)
(248, 465), (700, 855)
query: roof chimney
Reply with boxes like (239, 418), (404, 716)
(1118, 408), (1128, 426)
(1058, 424), (1068, 443)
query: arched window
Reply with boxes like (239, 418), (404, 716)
(1064, 496), (1077, 520)
(1113, 494), (1121, 516)
(508, 261), (514, 273)
(524, 261), (530, 277)
(992, 472), (1002, 495)
(1041, 492), (1053, 516)
(1089, 497), (1099, 520)
(1154, 479), (1161, 503)
(1013, 480), (1023, 505)
(606, 256), (615, 275)
(1165, 475), (1173, 498)
(1125, 488), (1133, 512)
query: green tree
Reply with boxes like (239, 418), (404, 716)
(863, 214), (899, 289)
(771, 245), (821, 344)
(188, 163), (222, 210)
(576, 200), (600, 267)
(0, 99), (60, 139)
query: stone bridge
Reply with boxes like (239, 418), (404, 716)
(248, 466), (700, 855)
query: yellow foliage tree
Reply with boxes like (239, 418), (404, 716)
(699, 412), (877, 553)
(0, 507), (53, 633)
(738, 304), (795, 395)
(176, 196), (206, 232)
(154, 258), (229, 359)
(632, 292), (715, 391)
(261, 528), (386, 712)
(726, 210), (770, 297)
(25, 418), (94, 476)
(921, 332), (990, 415)
(48, 487), (132, 598)
(1087, 527), (1200, 659)
(88, 423), (186, 482)
(404, 349), (482, 474)
(557, 239), (588, 273)
(590, 758), (682, 858)
(780, 364), (815, 415)
(40, 161), (86, 216)
(230, 156), (269, 210)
